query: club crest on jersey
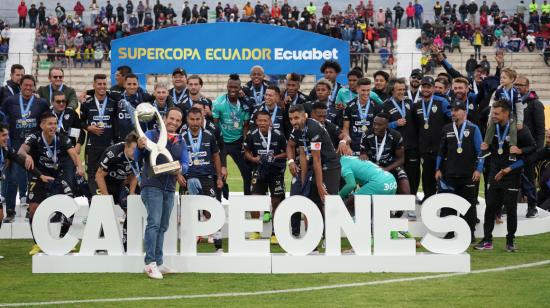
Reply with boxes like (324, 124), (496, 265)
(64, 114), (70, 120)
(464, 130), (470, 138)
(432, 106), (437, 113)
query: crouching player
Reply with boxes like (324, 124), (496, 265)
(95, 133), (140, 251)
(18, 113), (84, 255)
(339, 155), (419, 248)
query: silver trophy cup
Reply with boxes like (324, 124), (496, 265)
(134, 103), (181, 175)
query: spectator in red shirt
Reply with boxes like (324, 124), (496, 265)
(366, 0), (374, 23)
(480, 11), (488, 27)
(322, 2), (332, 19)
(271, 3), (281, 19)
(74, 1), (85, 18)
(356, 1), (365, 18)
(18, 1), (28, 28)
(406, 2), (416, 28)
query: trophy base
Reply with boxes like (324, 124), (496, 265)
(153, 161), (181, 175)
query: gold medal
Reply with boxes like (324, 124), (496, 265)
(97, 122), (105, 128)
(424, 123), (429, 130)
(361, 125), (367, 132)
(498, 148), (504, 155)
(456, 147), (463, 154)
(233, 122), (239, 128)
(193, 159), (200, 165)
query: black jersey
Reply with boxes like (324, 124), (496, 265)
(80, 95), (118, 147)
(243, 80), (270, 108)
(360, 128), (403, 167)
(24, 132), (73, 177)
(412, 95), (451, 154)
(51, 107), (85, 147)
(249, 103), (285, 132)
(116, 92), (145, 142)
(344, 97), (382, 152)
(488, 125), (536, 186)
(382, 97), (418, 150)
(183, 128), (220, 177)
(244, 128), (287, 172)
(289, 118), (340, 170)
(98, 142), (137, 183)
(437, 121), (483, 178)
(322, 120), (342, 151)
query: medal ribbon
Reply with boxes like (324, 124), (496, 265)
(358, 98), (371, 122)
(375, 132), (387, 163)
(19, 95), (35, 118)
(496, 122), (510, 153)
(49, 83), (63, 103)
(41, 132), (57, 163)
(390, 98), (406, 118)
(421, 97), (434, 125)
(94, 96), (108, 123)
(259, 128), (272, 153)
(452, 121), (467, 149)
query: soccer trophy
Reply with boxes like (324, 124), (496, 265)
(134, 103), (181, 175)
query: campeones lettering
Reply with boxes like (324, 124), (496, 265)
(117, 47), (339, 61)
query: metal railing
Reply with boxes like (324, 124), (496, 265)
(1, 49), (548, 90)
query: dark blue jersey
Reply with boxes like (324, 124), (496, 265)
(2, 94), (49, 145)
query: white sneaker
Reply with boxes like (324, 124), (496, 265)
(0, 255), (4, 260)
(215, 248), (224, 254)
(20, 197), (27, 207)
(158, 263), (174, 275)
(144, 262), (163, 279)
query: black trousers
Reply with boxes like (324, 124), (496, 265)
(394, 16), (402, 28)
(309, 167), (341, 208)
(484, 183), (519, 243)
(522, 163), (537, 210)
(440, 176), (478, 233)
(86, 145), (107, 195)
(405, 148), (420, 196)
(406, 16), (414, 27)
(421, 152), (437, 201)
(222, 140), (251, 195)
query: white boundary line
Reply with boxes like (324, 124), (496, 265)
(1, 259), (550, 307)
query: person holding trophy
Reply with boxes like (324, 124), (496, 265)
(134, 103), (189, 279)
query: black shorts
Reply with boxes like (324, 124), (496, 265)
(27, 178), (72, 204)
(390, 167), (409, 181)
(309, 167), (341, 206)
(182, 175), (217, 198)
(251, 170), (285, 198)
(108, 181), (129, 210)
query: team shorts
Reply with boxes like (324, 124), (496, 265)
(251, 170), (285, 198)
(182, 175), (217, 198)
(390, 166), (409, 181)
(27, 178), (72, 204)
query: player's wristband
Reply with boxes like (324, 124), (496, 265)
(287, 159), (295, 165)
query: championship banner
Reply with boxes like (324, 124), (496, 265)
(111, 23), (350, 77)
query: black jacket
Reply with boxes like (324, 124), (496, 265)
(522, 91), (546, 149)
